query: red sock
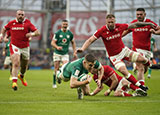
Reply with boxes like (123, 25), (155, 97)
(127, 74), (137, 85)
(139, 80), (145, 85)
(12, 79), (17, 83)
(123, 92), (132, 97)
(129, 84), (139, 91)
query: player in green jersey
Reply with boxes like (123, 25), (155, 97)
(51, 20), (77, 88)
(56, 53), (104, 99)
(147, 37), (157, 78)
(2, 32), (12, 80)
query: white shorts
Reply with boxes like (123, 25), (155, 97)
(115, 77), (126, 91)
(10, 44), (30, 60)
(4, 56), (11, 65)
(53, 52), (69, 62)
(109, 47), (132, 65)
(135, 48), (152, 60)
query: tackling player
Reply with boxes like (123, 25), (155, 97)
(76, 14), (155, 92)
(90, 65), (147, 97)
(0, 9), (40, 91)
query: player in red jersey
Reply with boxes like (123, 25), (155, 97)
(122, 8), (160, 86)
(77, 14), (155, 91)
(0, 10), (40, 91)
(90, 65), (147, 97)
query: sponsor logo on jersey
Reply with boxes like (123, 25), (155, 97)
(12, 27), (24, 30)
(134, 28), (148, 32)
(105, 33), (120, 40)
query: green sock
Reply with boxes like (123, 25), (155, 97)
(148, 68), (151, 75)
(53, 74), (56, 85)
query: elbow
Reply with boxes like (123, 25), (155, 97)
(70, 83), (76, 89)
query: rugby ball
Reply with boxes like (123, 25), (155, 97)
(78, 74), (88, 81)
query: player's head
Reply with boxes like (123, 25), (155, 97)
(106, 14), (116, 30)
(136, 8), (146, 22)
(61, 19), (68, 32)
(83, 54), (96, 72)
(16, 9), (25, 23)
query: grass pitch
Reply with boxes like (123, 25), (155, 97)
(0, 69), (160, 115)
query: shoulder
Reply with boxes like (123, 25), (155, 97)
(55, 29), (61, 34)
(131, 19), (137, 23)
(24, 19), (31, 23)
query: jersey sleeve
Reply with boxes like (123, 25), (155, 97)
(4, 22), (12, 30)
(28, 20), (37, 32)
(71, 67), (81, 78)
(93, 27), (104, 39)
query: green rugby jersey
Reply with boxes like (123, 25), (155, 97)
(53, 29), (73, 55)
(150, 38), (155, 52)
(62, 57), (102, 79)
(5, 41), (10, 56)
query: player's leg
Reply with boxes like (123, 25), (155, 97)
(18, 47), (30, 86)
(11, 53), (20, 91)
(10, 44), (21, 91)
(53, 53), (62, 88)
(53, 61), (60, 88)
(129, 51), (150, 87)
(19, 57), (29, 86)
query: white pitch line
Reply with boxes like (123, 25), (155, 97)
(0, 100), (160, 104)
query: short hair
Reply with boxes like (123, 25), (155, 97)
(62, 19), (68, 22)
(106, 14), (115, 19)
(84, 54), (96, 63)
(136, 8), (145, 12)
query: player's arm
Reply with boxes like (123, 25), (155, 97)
(76, 35), (97, 53)
(96, 66), (104, 87)
(122, 30), (131, 37)
(90, 85), (104, 96)
(104, 73), (118, 96)
(128, 22), (156, 29)
(26, 29), (40, 38)
(70, 75), (92, 88)
(0, 28), (7, 43)
(51, 35), (62, 50)
(71, 39), (78, 59)
(150, 27), (160, 35)
(2, 44), (6, 56)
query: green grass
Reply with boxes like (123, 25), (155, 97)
(0, 69), (160, 115)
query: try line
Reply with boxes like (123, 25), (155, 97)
(1, 100), (160, 104)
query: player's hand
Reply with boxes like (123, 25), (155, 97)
(4, 38), (9, 43)
(26, 33), (32, 38)
(28, 37), (32, 41)
(89, 92), (94, 96)
(95, 79), (101, 88)
(73, 51), (78, 59)
(0, 35), (3, 43)
(87, 75), (92, 83)
(56, 46), (63, 50)
(2, 51), (5, 56)
(150, 28), (157, 34)
(76, 48), (84, 53)
(104, 92), (110, 96)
